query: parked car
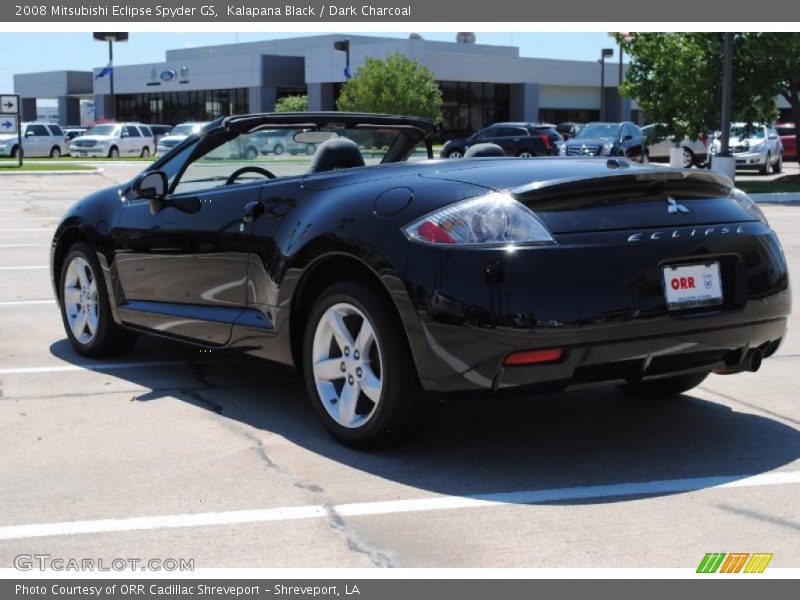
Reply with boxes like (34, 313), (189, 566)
(441, 123), (562, 158)
(70, 123), (154, 158)
(251, 129), (318, 157)
(709, 123), (783, 175)
(556, 122), (584, 141)
(0, 122), (68, 158)
(641, 123), (708, 168)
(775, 123), (796, 160)
(148, 124), (173, 149)
(64, 127), (88, 141)
(50, 112), (790, 447)
(560, 122), (647, 162)
(156, 122), (209, 155)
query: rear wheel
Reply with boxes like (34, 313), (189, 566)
(305, 144), (316, 155)
(244, 146), (258, 159)
(50, 146), (61, 159)
(140, 147), (151, 158)
(59, 242), (137, 358)
(618, 371), (709, 399)
(303, 281), (419, 447)
(274, 144), (284, 155)
(682, 147), (695, 168)
(446, 149), (463, 159)
(517, 150), (535, 158)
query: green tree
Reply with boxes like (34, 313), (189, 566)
(336, 53), (443, 122)
(618, 33), (780, 146)
(739, 33), (800, 163)
(274, 95), (308, 112)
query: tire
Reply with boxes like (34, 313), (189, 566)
(618, 371), (709, 399)
(108, 146), (119, 159)
(305, 144), (316, 156)
(773, 152), (782, 174)
(517, 150), (535, 158)
(302, 281), (420, 448)
(50, 146), (61, 159)
(140, 147), (151, 158)
(446, 150), (463, 159)
(244, 146), (258, 159)
(58, 242), (137, 358)
(10, 145), (21, 159)
(681, 147), (695, 168)
(641, 150), (650, 165)
(759, 153), (771, 175)
(274, 144), (284, 155)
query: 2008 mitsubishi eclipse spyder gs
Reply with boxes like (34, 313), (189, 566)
(51, 112), (791, 447)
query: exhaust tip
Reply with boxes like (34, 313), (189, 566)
(746, 349), (763, 372)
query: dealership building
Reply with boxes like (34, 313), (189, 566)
(16, 34), (646, 132)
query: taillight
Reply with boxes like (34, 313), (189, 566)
(539, 134), (553, 149)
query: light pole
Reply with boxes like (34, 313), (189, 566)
(333, 39), (351, 79)
(600, 48), (614, 121)
(713, 33), (736, 181)
(93, 32), (128, 120)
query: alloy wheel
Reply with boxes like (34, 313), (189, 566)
(63, 256), (99, 345)
(311, 302), (383, 429)
(518, 151), (534, 158)
(682, 149), (693, 168)
(448, 151), (463, 158)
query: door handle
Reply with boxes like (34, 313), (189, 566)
(242, 200), (265, 223)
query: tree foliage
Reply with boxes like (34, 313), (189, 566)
(618, 33), (784, 144)
(274, 95), (308, 113)
(336, 53), (443, 122)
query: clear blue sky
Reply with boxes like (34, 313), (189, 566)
(0, 32), (620, 100)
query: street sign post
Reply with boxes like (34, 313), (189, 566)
(1, 93), (21, 167)
(1, 94), (19, 115)
(0, 115), (18, 135)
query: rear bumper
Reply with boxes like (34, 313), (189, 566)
(401, 222), (791, 393)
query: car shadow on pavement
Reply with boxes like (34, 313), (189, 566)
(51, 336), (800, 505)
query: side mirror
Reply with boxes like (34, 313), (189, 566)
(769, 134), (778, 140)
(25, 130), (35, 137)
(131, 171), (167, 200)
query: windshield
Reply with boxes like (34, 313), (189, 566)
(171, 124), (204, 136)
(730, 126), (765, 140)
(88, 125), (119, 136)
(169, 125), (430, 195)
(573, 124), (619, 140)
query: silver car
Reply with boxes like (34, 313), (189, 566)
(156, 122), (208, 156)
(0, 122), (68, 158)
(642, 124), (708, 168)
(710, 123), (783, 175)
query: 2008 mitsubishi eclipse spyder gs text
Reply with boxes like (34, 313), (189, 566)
(50, 113), (791, 447)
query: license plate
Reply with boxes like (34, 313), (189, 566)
(662, 262), (723, 310)
(78, 151), (87, 156)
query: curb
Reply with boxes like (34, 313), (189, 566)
(749, 192), (800, 204)
(0, 168), (103, 176)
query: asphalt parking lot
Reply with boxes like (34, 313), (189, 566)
(0, 163), (798, 569)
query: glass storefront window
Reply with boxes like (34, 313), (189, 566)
(115, 88), (250, 125)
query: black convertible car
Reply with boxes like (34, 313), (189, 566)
(51, 112), (791, 447)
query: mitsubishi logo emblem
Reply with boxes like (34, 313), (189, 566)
(667, 197), (690, 214)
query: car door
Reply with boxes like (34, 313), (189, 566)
(25, 124), (49, 157)
(111, 136), (266, 345)
(622, 124), (643, 160)
(120, 125), (141, 156)
(46, 124), (66, 155)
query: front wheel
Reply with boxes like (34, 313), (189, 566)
(303, 281), (419, 447)
(517, 150), (535, 158)
(759, 153), (772, 175)
(617, 371), (709, 399)
(59, 243), (137, 357)
(446, 150), (463, 159)
(11, 145), (21, 159)
(108, 146), (119, 159)
(773, 152), (782, 174)
(273, 144), (284, 155)
(682, 147), (695, 168)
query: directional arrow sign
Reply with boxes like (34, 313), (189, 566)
(0, 116), (18, 135)
(0, 94), (19, 115)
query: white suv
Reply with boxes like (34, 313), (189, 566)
(710, 123), (783, 175)
(156, 122), (208, 156)
(0, 122), (68, 158)
(69, 123), (154, 158)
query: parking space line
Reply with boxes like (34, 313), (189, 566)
(0, 360), (193, 375)
(1, 470), (799, 541)
(0, 299), (55, 306)
(0, 244), (44, 248)
(0, 228), (55, 232)
(0, 265), (48, 270)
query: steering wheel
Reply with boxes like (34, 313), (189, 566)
(225, 166), (276, 186)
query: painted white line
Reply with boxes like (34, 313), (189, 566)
(0, 360), (189, 375)
(0, 265), (48, 270)
(0, 217), (56, 221)
(1, 470), (798, 541)
(0, 299), (55, 306)
(0, 228), (54, 232)
(0, 244), (43, 248)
